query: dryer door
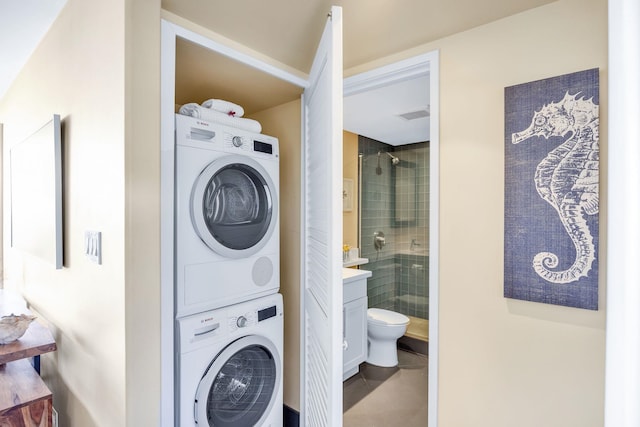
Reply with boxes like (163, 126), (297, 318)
(191, 155), (278, 259)
(195, 335), (281, 427)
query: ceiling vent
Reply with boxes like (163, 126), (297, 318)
(397, 107), (430, 121)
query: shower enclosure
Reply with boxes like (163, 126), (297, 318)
(358, 136), (430, 332)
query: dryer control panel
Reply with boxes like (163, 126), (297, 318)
(176, 113), (279, 159)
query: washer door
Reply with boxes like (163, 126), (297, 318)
(195, 335), (281, 427)
(191, 155), (278, 258)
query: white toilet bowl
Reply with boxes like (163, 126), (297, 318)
(366, 308), (410, 367)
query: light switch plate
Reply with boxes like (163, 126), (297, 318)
(84, 231), (102, 264)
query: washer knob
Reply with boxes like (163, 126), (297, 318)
(232, 136), (243, 147)
(236, 316), (248, 328)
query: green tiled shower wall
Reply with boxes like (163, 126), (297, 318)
(395, 253), (429, 318)
(358, 136), (430, 320)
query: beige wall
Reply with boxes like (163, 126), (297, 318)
(346, 0), (607, 425)
(0, 0), (128, 425)
(0, 0), (161, 425)
(124, 0), (161, 425)
(343, 131), (359, 249)
(0, 0), (607, 425)
(251, 100), (303, 410)
(438, 2), (606, 425)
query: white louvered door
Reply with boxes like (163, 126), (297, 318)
(300, 5), (343, 427)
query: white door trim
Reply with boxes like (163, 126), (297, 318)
(605, 0), (640, 425)
(343, 50), (440, 427)
(159, 19), (177, 426)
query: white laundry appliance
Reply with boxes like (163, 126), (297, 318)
(177, 293), (283, 427)
(175, 114), (280, 318)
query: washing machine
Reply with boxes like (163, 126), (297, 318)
(177, 293), (283, 427)
(175, 114), (280, 318)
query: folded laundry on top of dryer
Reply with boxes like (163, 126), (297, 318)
(201, 99), (245, 117)
(178, 103), (262, 133)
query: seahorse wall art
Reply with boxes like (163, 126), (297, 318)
(504, 68), (599, 310)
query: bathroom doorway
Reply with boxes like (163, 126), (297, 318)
(342, 51), (439, 426)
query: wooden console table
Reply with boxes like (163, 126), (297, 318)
(0, 290), (56, 427)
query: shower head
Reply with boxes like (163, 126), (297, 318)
(375, 151), (399, 174)
(386, 152), (400, 165)
(376, 152), (383, 175)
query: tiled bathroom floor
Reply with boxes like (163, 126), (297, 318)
(343, 350), (428, 426)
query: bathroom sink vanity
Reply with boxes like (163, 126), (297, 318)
(342, 268), (371, 380)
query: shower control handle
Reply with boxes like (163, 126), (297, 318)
(374, 231), (386, 251)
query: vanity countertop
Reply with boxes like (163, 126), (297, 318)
(342, 268), (372, 284)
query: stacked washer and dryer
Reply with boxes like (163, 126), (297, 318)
(174, 112), (283, 426)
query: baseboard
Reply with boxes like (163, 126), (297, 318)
(399, 334), (429, 355)
(283, 405), (300, 427)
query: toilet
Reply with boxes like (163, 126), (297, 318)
(366, 308), (410, 367)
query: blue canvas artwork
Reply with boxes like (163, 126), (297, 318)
(504, 68), (599, 310)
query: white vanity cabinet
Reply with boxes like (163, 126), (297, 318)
(342, 268), (371, 381)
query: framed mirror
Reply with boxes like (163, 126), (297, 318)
(391, 159), (417, 227)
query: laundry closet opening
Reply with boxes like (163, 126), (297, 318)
(172, 33), (306, 419)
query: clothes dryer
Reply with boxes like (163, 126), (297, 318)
(176, 293), (283, 427)
(175, 114), (279, 317)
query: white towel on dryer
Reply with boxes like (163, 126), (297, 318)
(179, 103), (262, 133)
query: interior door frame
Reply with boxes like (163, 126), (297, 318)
(343, 50), (440, 427)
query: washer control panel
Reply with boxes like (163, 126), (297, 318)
(227, 304), (278, 332)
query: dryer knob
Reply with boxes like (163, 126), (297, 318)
(232, 136), (243, 147)
(236, 316), (248, 328)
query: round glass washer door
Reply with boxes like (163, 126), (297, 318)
(195, 335), (281, 427)
(191, 155), (278, 259)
